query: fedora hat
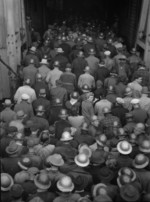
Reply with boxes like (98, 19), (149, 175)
(57, 47), (64, 53)
(34, 173), (51, 190)
(117, 140), (132, 155)
(92, 183), (107, 197)
(6, 141), (20, 155)
(79, 145), (92, 158)
(39, 88), (46, 95)
(1, 173), (14, 191)
(77, 51), (84, 57)
(14, 171), (30, 184)
(46, 154), (64, 167)
(75, 153), (90, 167)
(117, 174), (132, 188)
(118, 167), (136, 182)
(91, 150), (105, 165)
(18, 157), (32, 170)
(40, 59), (49, 65)
(57, 176), (74, 192)
(132, 153), (149, 169)
(139, 139), (150, 153)
(60, 131), (73, 141)
(73, 175), (89, 192)
(120, 184), (140, 202)
(2, 99), (13, 107)
(70, 91), (79, 99)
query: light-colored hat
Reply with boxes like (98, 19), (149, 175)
(116, 97), (125, 104)
(104, 51), (111, 56)
(57, 47), (64, 53)
(18, 157), (32, 170)
(117, 140), (132, 154)
(96, 134), (107, 147)
(115, 43), (123, 49)
(2, 99), (13, 106)
(57, 176), (74, 192)
(21, 93), (30, 100)
(6, 141), (20, 155)
(92, 183), (107, 197)
(60, 131), (73, 141)
(139, 139), (150, 153)
(118, 167), (136, 182)
(16, 110), (26, 119)
(132, 153), (149, 169)
(74, 153), (90, 167)
(46, 154), (64, 166)
(30, 46), (36, 52)
(131, 99), (140, 105)
(40, 59), (49, 65)
(1, 173), (14, 191)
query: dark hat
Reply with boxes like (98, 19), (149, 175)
(91, 150), (105, 165)
(56, 79), (62, 86)
(125, 113), (133, 119)
(18, 157), (32, 170)
(132, 153), (149, 169)
(98, 166), (115, 183)
(6, 141), (20, 155)
(99, 32), (104, 38)
(87, 37), (93, 43)
(72, 175), (89, 191)
(130, 47), (137, 54)
(103, 107), (111, 114)
(53, 60), (60, 67)
(10, 184), (24, 198)
(24, 78), (31, 85)
(82, 84), (91, 92)
(96, 134), (107, 146)
(16, 110), (26, 119)
(29, 197), (44, 202)
(35, 105), (45, 112)
(59, 109), (68, 118)
(93, 195), (112, 202)
(1, 173), (14, 191)
(7, 126), (18, 134)
(71, 91), (79, 99)
(77, 51), (84, 57)
(88, 48), (96, 55)
(120, 184), (140, 202)
(34, 173), (51, 190)
(139, 139), (150, 153)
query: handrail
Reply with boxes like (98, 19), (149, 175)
(0, 56), (19, 78)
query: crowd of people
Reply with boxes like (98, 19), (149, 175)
(1, 17), (150, 202)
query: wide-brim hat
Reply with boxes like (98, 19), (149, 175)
(93, 195), (112, 202)
(92, 183), (107, 197)
(130, 48), (137, 54)
(18, 157), (32, 170)
(46, 154), (64, 166)
(118, 167), (136, 182)
(88, 49), (96, 55)
(79, 145), (92, 158)
(10, 184), (24, 198)
(98, 166), (115, 182)
(74, 153), (90, 167)
(139, 139), (150, 153)
(1, 173), (14, 191)
(57, 176), (74, 192)
(16, 110), (26, 119)
(117, 141), (132, 155)
(73, 175), (89, 191)
(6, 141), (20, 155)
(2, 99), (13, 106)
(132, 154), (149, 169)
(34, 174), (51, 190)
(91, 150), (105, 165)
(120, 184), (140, 202)
(117, 175), (132, 188)
(30, 46), (36, 53)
